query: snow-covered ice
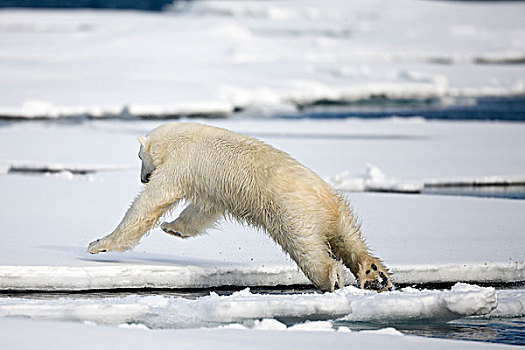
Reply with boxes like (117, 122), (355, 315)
(0, 284), (509, 328)
(4, 117), (525, 181)
(0, 119), (524, 291)
(487, 289), (525, 318)
(1, 317), (517, 350)
(325, 164), (525, 193)
(1, 0), (524, 118)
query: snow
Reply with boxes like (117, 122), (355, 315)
(0, 265), (310, 291)
(359, 327), (404, 336)
(486, 289), (525, 319)
(1, 0), (524, 118)
(1, 262), (523, 292)
(390, 263), (524, 285)
(0, 318), (516, 350)
(287, 321), (337, 332)
(326, 164), (424, 193)
(1, 171), (524, 289)
(252, 318), (287, 331)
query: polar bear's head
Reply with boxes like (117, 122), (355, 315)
(138, 136), (156, 184)
(137, 123), (186, 183)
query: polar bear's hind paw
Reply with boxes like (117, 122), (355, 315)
(160, 223), (190, 239)
(162, 227), (185, 238)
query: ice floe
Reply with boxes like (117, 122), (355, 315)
(0, 284), (511, 329)
(0, 265), (310, 291)
(0, 160), (131, 176)
(1, 262), (523, 292)
(326, 164), (525, 194)
(485, 289), (525, 318)
(391, 263), (525, 285)
(325, 164), (423, 193)
(1, 0), (524, 119)
(340, 284), (498, 323)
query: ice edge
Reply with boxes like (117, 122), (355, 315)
(0, 262), (522, 292)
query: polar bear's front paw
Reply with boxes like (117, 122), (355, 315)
(329, 260), (346, 291)
(88, 238), (110, 254)
(357, 258), (392, 292)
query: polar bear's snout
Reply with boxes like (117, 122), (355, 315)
(140, 161), (154, 183)
(141, 171), (152, 184)
(138, 138), (156, 184)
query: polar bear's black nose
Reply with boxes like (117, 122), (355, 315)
(141, 173), (151, 184)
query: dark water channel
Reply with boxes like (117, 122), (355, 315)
(422, 185), (525, 200)
(334, 317), (525, 346)
(281, 96), (525, 122)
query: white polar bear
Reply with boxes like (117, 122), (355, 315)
(88, 123), (391, 292)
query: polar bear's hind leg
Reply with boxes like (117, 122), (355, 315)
(161, 200), (222, 239)
(295, 251), (344, 292)
(270, 229), (342, 292)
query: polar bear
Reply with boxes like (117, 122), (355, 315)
(88, 123), (391, 292)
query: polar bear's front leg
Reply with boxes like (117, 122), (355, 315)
(329, 227), (392, 292)
(88, 177), (182, 254)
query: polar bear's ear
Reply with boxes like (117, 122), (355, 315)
(137, 136), (148, 147)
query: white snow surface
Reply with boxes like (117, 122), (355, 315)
(0, 0), (524, 117)
(0, 318), (516, 350)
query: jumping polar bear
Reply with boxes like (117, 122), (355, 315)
(88, 123), (391, 292)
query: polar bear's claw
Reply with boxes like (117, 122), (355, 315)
(161, 226), (186, 239)
(160, 221), (194, 239)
